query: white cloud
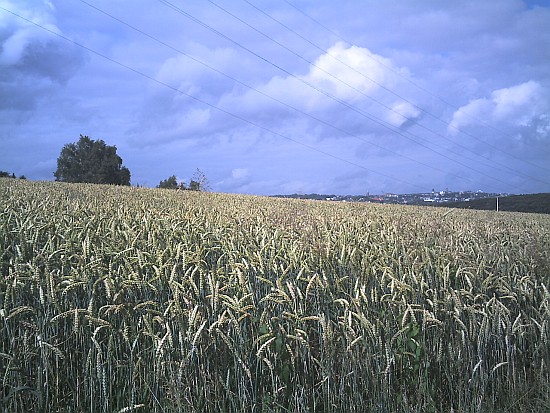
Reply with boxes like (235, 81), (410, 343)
(307, 42), (406, 101)
(449, 81), (545, 133)
(140, 42), (420, 147)
(386, 101), (421, 127)
(213, 42), (421, 138)
(491, 81), (541, 120)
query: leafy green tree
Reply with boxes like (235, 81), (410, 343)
(188, 179), (200, 191)
(158, 175), (181, 190)
(54, 135), (131, 185)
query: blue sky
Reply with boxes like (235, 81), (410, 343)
(1, 0), (549, 195)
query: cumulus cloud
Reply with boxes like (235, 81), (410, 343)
(385, 101), (421, 127)
(138, 42), (420, 146)
(154, 46), (241, 98)
(213, 43), (423, 139)
(271, 42), (416, 114)
(491, 81), (542, 120)
(307, 42), (408, 101)
(449, 81), (545, 133)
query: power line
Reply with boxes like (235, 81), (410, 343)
(282, 0), (550, 174)
(80, 0), (547, 194)
(0, 4), (429, 192)
(155, 0), (549, 187)
(208, 0), (549, 187)
(85, 0), (549, 192)
(241, 0), (550, 182)
(4, 3), (544, 193)
(77, 0), (481, 185)
(158, 0), (549, 190)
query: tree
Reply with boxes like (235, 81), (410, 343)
(158, 175), (181, 190)
(54, 135), (131, 185)
(157, 169), (209, 191)
(0, 171), (22, 179)
(189, 169), (209, 191)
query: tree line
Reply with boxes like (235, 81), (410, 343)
(0, 171), (26, 180)
(47, 134), (207, 190)
(157, 169), (209, 191)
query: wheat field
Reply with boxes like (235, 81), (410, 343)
(1, 178), (549, 412)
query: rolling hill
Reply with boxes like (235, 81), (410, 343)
(440, 193), (550, 214)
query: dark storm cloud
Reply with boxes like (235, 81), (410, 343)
(0, 1), (86, 111)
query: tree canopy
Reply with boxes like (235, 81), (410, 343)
(158, 175), (180, 190)
(157, 169), (209, 191)
(54, 135), (131, 185)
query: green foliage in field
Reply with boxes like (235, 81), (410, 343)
(54, 135), (131, 185)
(1, 178), (549, 412)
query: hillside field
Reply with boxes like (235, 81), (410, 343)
(441, 193), (550, 215)
(1, 178), (549, 412)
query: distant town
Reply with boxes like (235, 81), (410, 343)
(274, 189), (507, 205)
